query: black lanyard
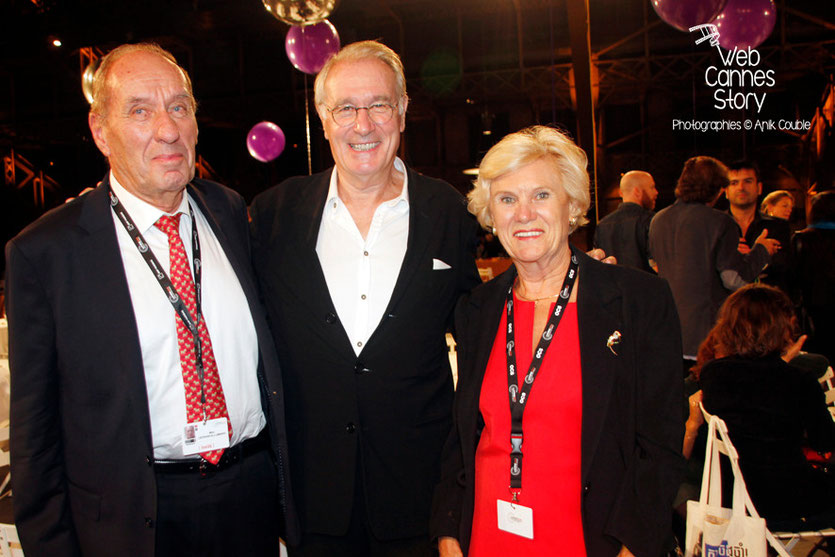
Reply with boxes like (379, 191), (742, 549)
(505, 253), (579, 501)
(108, 186), (210, 420)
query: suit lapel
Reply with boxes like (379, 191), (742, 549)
(282, 171), (356, 358)
(384, 168), (435, 315)
(188, 182), (256, 303)
(78, 176), (154, 449)
(575, 249), (624, 485)
(469, 268), (515, 392)
(458, 269), (515, 461)
(282, 171), (336, 314)
(293, 172), (331, 251)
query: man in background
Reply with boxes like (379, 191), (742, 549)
(725, 160), (791, 290)
(649, 156), (778, 369)
(594, 170), (657, 273)
(6, 43), (297, 556)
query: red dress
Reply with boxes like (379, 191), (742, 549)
(469, 297), (585, 556)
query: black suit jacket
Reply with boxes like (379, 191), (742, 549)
(700, 355), (835, 522)
(249, 167), (480, 541)
(593, 202), (655, 273)
(731, 211), (792, 292)
(5, 177), (299, 557)
(430, 249), (685, 557)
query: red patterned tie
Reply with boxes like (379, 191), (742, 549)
(156, 214), (231, 464)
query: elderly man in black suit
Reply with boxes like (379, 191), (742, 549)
(250, 40), (481, 556)
(5, 43), (297, 557)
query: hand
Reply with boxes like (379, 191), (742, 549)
(687, 390), (705, 428)
(439, 537), (464, 557)
(64, 185), (96, 204)
(782, 334), (807, 363)
(587, 248), (617, 265)
(617, 545), (636, 557)
(683, 390), (705, 458)
(737, 238), (751, 254)
(753, 229), (780, 256)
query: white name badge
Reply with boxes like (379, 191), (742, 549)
(182, 418), (230, 456)
(497, 499), (534, 539)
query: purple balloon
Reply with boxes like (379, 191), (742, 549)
(715, 0), (776, 50)
(651, 0), (727, 32)
(247, 121), (286, 162)
(285, 20), (340, 75)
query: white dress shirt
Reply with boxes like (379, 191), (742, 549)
(110, 174), (265, 459)
(316, 157), (410, 355)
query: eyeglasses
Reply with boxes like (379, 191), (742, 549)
(325, 102), (397, 127)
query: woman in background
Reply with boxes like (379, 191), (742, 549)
(760, 190), (794, 220)
(697, 283), (835, 529)
(431, 126), (684, 557)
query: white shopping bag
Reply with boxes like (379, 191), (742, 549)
(684, 412), (790, 557)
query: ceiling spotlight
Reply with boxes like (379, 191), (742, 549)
(51, 38), (62, 47)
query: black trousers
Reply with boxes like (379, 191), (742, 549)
(288, 452), (434, 557)
(154, 445), (281, 557)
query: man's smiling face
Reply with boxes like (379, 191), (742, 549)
(318, 57), (406, 188)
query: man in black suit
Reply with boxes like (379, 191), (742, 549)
(5, 43), (297, 556)
(250, 40), (480, 556)
(593, 170), (657, 273)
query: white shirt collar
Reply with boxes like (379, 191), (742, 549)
(109, 171), (191, 234)
(325, 157), (410, 214)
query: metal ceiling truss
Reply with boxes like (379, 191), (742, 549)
(410, 40), (835, 112)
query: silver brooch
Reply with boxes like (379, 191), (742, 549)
(606, 330), (622, 355)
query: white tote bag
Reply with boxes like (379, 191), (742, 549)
(684, 413), (790, 557)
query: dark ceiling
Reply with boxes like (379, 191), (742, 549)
(1, 0), (834, 252)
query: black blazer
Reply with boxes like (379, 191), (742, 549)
(249, 167), (481, 541)
(431, 249), (685, 557)
(700, 355), (835, 522)
(5, 177), (299, 557)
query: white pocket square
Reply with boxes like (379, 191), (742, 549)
(432, 258), (452, 270)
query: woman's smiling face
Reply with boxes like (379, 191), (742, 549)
(489, 157), (572, 271)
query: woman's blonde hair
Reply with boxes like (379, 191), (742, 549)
(468, 125), (590, 233)
(760, 190), (793, 216)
